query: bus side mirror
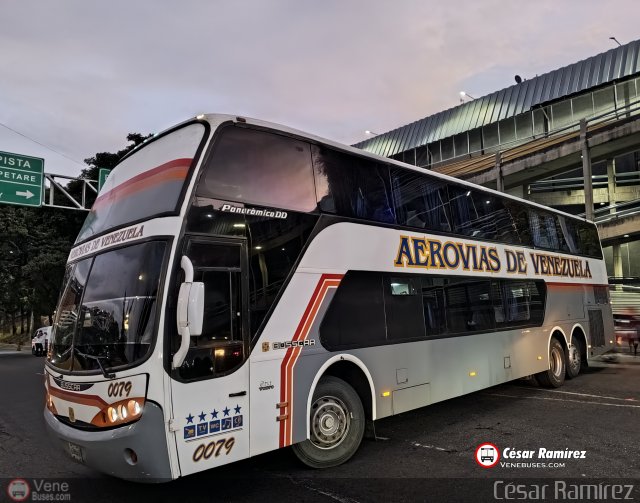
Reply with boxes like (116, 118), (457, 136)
(177, 282), (205, 336)
(172, 256), (205, 369)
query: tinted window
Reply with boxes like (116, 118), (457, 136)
(420, 277), (448, 336)
(528, 210), (601, 258)
(320, 272), (386, 349)
(247, 213), (318, 337)
(320, 272), (547, 350)
(445, 280), (494, 333)
(492, 280), (545, 328)
(199, 126), (317, 212)
(73, 241), (167, 372)
(391, 168), (451, 232)
(529, 209), (561, 250)
(188, 242), (241, 269)
(449, 187), (519, 243)
(313, 147), (395, 223)
(384, 276), (425, 340)
(49, 259), (91, 370)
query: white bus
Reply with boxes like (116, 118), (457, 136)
(44, 115), (614, 481)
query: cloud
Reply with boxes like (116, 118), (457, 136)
(0, 0), (637, 177)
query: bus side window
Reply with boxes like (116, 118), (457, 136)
(312, 147), (395, 224)
(384, 276), (425, 341)
(198, 126), (317, 213)
(390, 168), (451, 232)
(420, 277), (447, 337)
(319, 271), (386, 350)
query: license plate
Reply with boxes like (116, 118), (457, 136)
(67, 441), (85, 463)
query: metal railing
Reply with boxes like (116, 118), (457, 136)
(579, 199), (640, 224)
(43, 173), (97, 211)
(430, 97), (640, 179)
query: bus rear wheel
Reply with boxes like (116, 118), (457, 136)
(536, 338), (566, 388)
(292, 376), (364, 469)
(565, 336), (584, 379)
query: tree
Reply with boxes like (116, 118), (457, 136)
(0, 133), (152, 336)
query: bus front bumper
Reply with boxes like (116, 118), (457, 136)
(44, 401), (173, 482)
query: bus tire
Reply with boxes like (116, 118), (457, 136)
(292, 376), (365, 469)
(536, 338), (566, 388)
(565, 337), (584, 379)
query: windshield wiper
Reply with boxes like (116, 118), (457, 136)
(74, 349), (116, 379)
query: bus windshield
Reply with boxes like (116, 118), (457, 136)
(76, 123), (206, 244)
(48, 240), (167, 373)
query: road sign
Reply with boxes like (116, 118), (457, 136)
(98, 169), (111, 192)
(0, 151), (44, 208)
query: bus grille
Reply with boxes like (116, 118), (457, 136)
(588, 309), (605, 347)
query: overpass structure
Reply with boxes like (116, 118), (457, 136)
(355, 39), (640, 278)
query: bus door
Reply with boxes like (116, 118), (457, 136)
(170, 237), (250, 476)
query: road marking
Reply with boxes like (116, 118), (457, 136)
(35, 372), (44, 376)
(517, 387), (638, 402)
(288, 477), (360, 503)
(412, 442), (448, 452)
(486, 392), (640, 408)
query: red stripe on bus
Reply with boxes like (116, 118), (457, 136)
(546, 282), (609, 288)
(279, 274), (343, 448)
(93, 158), (192, 210)
(48, 386), (109, 409)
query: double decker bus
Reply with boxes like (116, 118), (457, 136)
(44, 115), (614, 481)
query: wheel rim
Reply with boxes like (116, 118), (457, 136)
(550, 346), (564, 378)
(569, 345), (581, 373)
(310, 395), (351, 450)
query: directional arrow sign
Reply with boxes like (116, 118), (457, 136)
(0, 151), (44, 208)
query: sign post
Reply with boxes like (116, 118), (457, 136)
(98, 168), (111, 192)
(0, 151), (44, 208)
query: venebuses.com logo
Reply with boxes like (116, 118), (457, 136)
(475, 443), (500, 468)
(7, 479), (30, 502)
(475, 443), (588, 470)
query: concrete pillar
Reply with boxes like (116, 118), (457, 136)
(613, 244), (624, 278)
(580, 119), (594, 220)
(495, 151), (504, 192)
(607, 158), (616, 214)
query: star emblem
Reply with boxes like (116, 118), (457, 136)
(186, 413), (194, 424)
(198, 411), (206, 422)
(223, 406), (230, 417)
(210, 409), (218, 419)
(234, 404), (242, 415)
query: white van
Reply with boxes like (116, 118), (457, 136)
(31, 326), (52, 356)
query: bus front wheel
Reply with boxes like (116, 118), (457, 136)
(292, 376), (365, 469)
(536, 338), (566, 388)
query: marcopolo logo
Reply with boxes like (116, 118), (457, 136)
(475, 442), (500, 468)
(7, 479), (30, 502)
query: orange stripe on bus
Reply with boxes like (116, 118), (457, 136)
(279, 274), (342, 447)
(93, 158), (191, 210)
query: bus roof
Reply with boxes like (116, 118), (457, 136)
(132, 113), (593, 226)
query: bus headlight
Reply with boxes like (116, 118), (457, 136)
(127, 399), (142, 416)
(93, 398), (144, 427)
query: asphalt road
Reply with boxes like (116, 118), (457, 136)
(1, 353), (639, 502)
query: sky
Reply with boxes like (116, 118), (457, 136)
(1, 0), (638, 178)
